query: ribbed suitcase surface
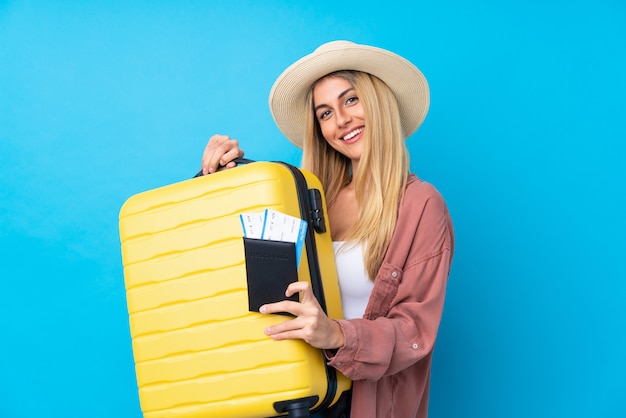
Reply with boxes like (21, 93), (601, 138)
(119, 162), (351, 418)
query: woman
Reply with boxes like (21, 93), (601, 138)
(201, 41), (454, 418)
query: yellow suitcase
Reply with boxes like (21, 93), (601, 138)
(119, 160), (351, 418)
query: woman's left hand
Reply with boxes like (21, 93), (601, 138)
(260, 281), (345, 350)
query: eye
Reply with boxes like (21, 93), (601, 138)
(317, 109), (332, 120)
(345, 96), (359, 106)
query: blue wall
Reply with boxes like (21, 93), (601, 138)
(1, 1), (624, 417)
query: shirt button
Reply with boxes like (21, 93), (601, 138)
(412, 343), (419, 349)
(391, 271), (398, 278)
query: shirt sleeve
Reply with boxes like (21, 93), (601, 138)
(325, 182), (454, 381)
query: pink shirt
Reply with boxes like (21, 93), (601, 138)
(326, 175), (454, 417)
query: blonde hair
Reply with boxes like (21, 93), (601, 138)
(302, 71), (410, 280)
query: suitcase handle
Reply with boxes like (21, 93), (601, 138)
(193, 157), (255, 178)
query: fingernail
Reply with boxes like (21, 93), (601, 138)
(259, 305), (266, 313)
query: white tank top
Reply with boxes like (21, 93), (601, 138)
(333, 241), (375, 320)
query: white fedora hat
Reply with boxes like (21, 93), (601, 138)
(268, 40), (430, 148)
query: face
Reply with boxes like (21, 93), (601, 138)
(312, 76), (365, 163)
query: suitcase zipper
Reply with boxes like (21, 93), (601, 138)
(278, 162), (338, 414)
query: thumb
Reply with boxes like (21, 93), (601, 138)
(285, 281), (314, 301)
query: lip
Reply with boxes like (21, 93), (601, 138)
(340, 126), (364, 144)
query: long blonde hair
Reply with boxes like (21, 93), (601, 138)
(302, 71), (410, 280)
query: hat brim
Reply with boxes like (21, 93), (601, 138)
(268, 41), (430, 148)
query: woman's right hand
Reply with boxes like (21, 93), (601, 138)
(200, 134), (245, 175)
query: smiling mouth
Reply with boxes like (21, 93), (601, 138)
(341, 127), (364, 141)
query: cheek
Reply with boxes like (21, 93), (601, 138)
(318, 121), (334, 143)
(356, 104), (366, 120)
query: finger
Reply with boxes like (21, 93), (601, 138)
(223, 160), (238, 169)
(266, 328), (306, 341)
(201, 135), (226, 175)
(264, 314), (330, 347)
(263, 315), (303, 335)
(203, 137), (243, 174)
(285, 281), (317, 304)
(259, 300), (303, 316)
(212, 138), (239, 168)
(219, 145), (244, 168)
(201, 135), (232, 174)
(263, 314), (320, 343)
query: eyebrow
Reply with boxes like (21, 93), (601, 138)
(314, 87), (355, 113)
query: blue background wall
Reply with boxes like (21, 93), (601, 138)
(1, 1), (624, 417)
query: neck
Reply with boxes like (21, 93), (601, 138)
(351, 159), (359, 177)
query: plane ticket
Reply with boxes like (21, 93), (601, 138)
(240, 209), (307, 266)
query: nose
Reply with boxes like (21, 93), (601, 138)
(335, 108), (351, 127)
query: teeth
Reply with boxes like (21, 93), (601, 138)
(343, 127), (364, 141)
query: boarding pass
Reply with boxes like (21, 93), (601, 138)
(240, 209), (307, 266)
